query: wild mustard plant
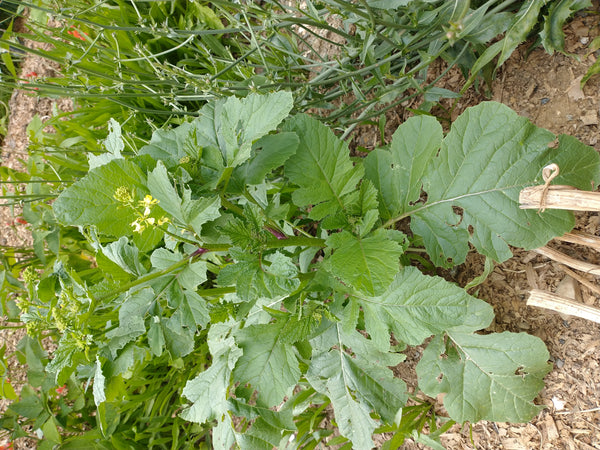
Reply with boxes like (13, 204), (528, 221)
(2, 93), (599, 447)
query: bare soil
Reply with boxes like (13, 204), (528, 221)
(2, 10), (600, 450)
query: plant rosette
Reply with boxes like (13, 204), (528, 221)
(8, 92), (600, 448)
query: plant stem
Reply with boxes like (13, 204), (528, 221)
(267, 235), (326, 248)
(90, 256), (193, 307)
(196, 286), (236, 297)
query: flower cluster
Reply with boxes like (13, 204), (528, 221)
(114, 188), (169, 233)
(113, 186), (135, 205)
(131, 194), (169, 233)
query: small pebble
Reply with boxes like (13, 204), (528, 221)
(559, 338), (565, 344)
(581, 37), (589, 45)
(555, 358), (565, 369)
(541, 97), (550, 105)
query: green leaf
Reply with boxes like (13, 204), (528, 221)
(8, 385), (44, 419)
(195, 91), (294, 167)
(53, 159), (147, 237)
(339, 328), (407, 423)
(139, 121), (198, 169)
(305, 328), (378, 450)
(150, 248), (208, 291)
(283, 114), (364, 220)
(162, 307), (196, 357)
(101, 237), (146, 277)
(181, 322), (242, 423)
(540, 0), (592, 55)
(235, 417), (285, 450)
(233, 319), (301, 407)
(365, 115), (442, 219)
(582, 57), (600, 87)
(325, 229), (403, 296)
(461, 10), (513, 45)
(464, 256), (495, 290)
(412, 102), (600, 266)
(106, 288), (154, 357)
(182, 359), (232, 423)
(417, 332), (552, 423)
(148, 161), (221, 235)
(88, 119), (124, 169)
(218, 250), (300, 301)
(46, 333), (85, 385)
(147, 319), (165, 357)
(234, 132), (300, 186)
(41, 417), (61, 444)
(93, 358), (106, 407)
(358, 266), (494, 348)
(497, 0), (544, 68)
(228, 398), (295, 431)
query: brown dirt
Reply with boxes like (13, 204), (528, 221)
(2, 8), (600, 450)
(393, 11), (600, 450)
(0, 17), (70, 450)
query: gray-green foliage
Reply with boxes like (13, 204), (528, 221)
(5, 92), (600, 448)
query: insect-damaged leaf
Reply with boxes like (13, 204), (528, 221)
(365, 114), (442, 219)
(413, 102), (600, 267)
(417, 331), (552, 423)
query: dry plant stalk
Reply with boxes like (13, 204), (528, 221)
(555, 231), (600, 252)
(519, 163), (600, 211)
(521, 164), (600, 323)
(533, 246), (600, 276)
(527, 289), (600, 324)
(519, 186), (600, 211)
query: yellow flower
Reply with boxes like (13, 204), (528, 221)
(139, 194), (159, 216)
(131, 218), (145, 233)
(114, 186), (134, 204)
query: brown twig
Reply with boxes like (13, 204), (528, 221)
(555, 231), (600, 253)
(527, 289), (600, 323)
(533, 246), (600, 276)
(558, 265), (600, 298)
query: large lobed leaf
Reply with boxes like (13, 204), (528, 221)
(181, 322), (242, 424)
(324, 229), (404, 297)
(53, 159), (148, 237)
(233, 319), (301, 408)
(306, 324), (406, 450)
(365, 114), (443, 220)
(356, 266), (494, 349)
(283, 114), (364, 220)
(371, 102), (599, 267)
(195, 91), (294, 168)
(417, 331), (552, 423)
(217, 250), (300, 302)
